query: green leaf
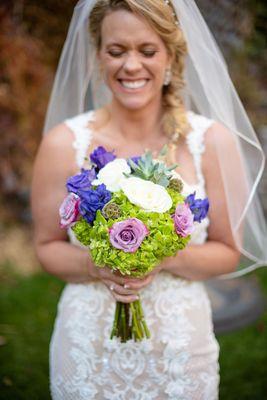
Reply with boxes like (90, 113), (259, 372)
(95, 210), (107, 224)
(158, 144), (168, 157)
(167, 164), (179, 172)
(128, 158), (139, 170)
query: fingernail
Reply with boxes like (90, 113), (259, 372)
(124, 284), (130, 289)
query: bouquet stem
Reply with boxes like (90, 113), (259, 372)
(110, 299), (151, 342)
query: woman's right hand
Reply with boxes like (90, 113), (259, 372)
(89, 263), (151, 303)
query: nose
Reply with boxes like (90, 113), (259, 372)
(123, 52), (142, 74)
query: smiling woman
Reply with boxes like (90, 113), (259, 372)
(89, 0), (189, 140)
(31, 0), (267, 399)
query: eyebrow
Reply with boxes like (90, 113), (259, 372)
(106, 42), (159, 48)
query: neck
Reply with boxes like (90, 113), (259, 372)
(107, 96), (164, 143)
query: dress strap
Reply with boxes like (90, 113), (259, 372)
(64, 111), (95, 169)
(186, 111), (214, 187)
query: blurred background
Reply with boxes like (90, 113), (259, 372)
(0, 0), (266, 399)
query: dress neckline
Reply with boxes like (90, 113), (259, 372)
(82, 109), (203, 190)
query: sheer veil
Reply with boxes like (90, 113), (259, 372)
(43, 0), (267, 278)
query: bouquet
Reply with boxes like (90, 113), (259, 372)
(59, 146), (209, 342)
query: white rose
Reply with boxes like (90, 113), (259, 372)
(120, 177), (172, 213)
(92, 159), (131, 192)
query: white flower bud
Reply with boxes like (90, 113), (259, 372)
(121, 177), (172, 213)
(92, 159), (131, 192)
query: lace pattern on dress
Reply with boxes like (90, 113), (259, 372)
(64, 111), (95, 169)
(50, 273), (219, 400)
(186, 111), (214, 187)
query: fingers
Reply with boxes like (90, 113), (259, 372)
(103, 279), (139, 303)
(103, 280), (137, 295)
(113, 294), (139, 304)
(97, 266), (158, 303)
(98, 267), (141, 286)
(122, 274), (154, 291)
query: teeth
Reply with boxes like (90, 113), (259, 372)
(121, 80), (147, 89)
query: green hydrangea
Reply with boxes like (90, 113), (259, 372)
(72, 190), (190, 277)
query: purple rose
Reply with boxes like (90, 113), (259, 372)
(90, 146), (116, 170)
(109, 218), (149, 253)
(66, 168), (96, 195)
(185, 192), (209, 223)
(59, 192), (80, 228)
(174, 203), (195, 237)
(78, 184), (112, 224)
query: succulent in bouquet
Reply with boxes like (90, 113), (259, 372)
(59, 146), (209, 342)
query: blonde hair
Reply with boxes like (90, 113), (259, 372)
(89, 0), (190, 140)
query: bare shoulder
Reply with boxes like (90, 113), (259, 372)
(35, 122), (77, 176)
(42, 122), (74, 151)
(202, 121), (236, 172)
(205, 120), (234, 148)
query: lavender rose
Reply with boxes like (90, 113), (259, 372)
(174, 203), (195, 237)
(185, 192), (209, 223)
(59, 192), (80, 228)
(109, 218), (149, 253)
(90, 146), (116, 170)
(66, 168), (96, 194)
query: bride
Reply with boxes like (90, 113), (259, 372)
(31, 1), (267, 399)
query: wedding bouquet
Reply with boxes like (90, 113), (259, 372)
(59, 146), (209, 342)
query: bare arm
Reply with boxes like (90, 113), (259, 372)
(31, 124), (144, 301)
(31, 124), (94, 282)
(158, 122), (241, 281)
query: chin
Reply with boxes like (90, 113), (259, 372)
(114, 94), (156, 111)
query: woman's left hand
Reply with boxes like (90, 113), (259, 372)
(122, 264), (164, 292)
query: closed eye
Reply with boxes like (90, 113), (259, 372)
(142, 50), (157, 57)
(108, 50), (157, 58)
(108, 51), (124, 58)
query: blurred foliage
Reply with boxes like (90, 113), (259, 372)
(196, 0), (267, 125)
(0, 1), (77, 224)
(0, 0), (266, 223)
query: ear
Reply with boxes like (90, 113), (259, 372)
(167, 55), (174, 69)
(166, 62), (172, 71)
(167, 53), (174, 69)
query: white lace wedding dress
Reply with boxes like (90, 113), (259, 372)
(49, 111), (220, 400)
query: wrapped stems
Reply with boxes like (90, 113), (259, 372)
(110, 298), (151, 342)
(136, 299), (150, 339)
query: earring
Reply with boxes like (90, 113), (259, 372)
(172, 131), (180, 142)
(164, 67), (172, 86)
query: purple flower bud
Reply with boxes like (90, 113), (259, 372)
(173, 203), (195, 237)
(109, 218), (149, 253)
(66, 168), (96, 195)
(59, 193), (80, 228)
(185, 192), (209, 223)
(90, 146), (116, 170)
(78, 184), (112, 224)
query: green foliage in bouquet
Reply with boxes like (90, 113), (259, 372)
(126, 150), (178, 188)
(72, 189), (190, 277)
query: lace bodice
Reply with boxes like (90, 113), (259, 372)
(49, 111), (219, 400)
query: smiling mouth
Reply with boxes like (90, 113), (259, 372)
(118, 79), (148, 90)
